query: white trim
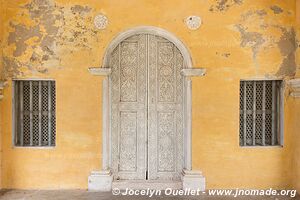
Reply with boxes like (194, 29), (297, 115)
(288, 78), (300, 98)
(181, 69), (206, 77)
(102, 26), (193, 69)
(102, 77), (110, 170)
(88, 68), (111, 76)
(185, 78), (192, 170)
(0, 81), (7, 100)
(12, 78), (55, 81)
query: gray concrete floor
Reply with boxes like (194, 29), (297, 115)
(0, 190), (299, 200)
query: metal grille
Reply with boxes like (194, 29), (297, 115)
(14, 80), (56, 147)
(239, 80), (281, 146)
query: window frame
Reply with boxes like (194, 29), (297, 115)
(12, 78), (56, 149)
(239, 78), (284, 148)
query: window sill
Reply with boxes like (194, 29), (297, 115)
(12, 146), (56, 149)
(240, 145), (283, 148)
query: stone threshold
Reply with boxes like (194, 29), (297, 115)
(112, 180), (182, 190)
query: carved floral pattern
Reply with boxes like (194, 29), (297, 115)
(148, 35), (183, 180)
(158, 42), (175, 102)
(120, 42), (138, 102)
(119, 112), (137, 171)
(185, 15), (202, 30)
(111, 34), (183, 180)
(94, 14), (108, 30)
(158, 112), (175, 171)
(111, 34), (147, 180)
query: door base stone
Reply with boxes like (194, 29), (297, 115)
(88, 170), (113, 191)
(112, 180), (182, 190)
(182, 170), (205, 191)
(88, 169), (205, 191)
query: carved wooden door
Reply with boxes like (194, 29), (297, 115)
(147, 35), (183, 180)
(110, 34), (183, 181)
(110, 34), (148, 180)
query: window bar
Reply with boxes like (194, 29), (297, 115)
(252, 82), (256, 146)
(20, 82), (24, 146)
(277, 82), (281, 145)
(48, 81), (52, 146)
(14, 82), (18, 145)
(29, 81), (33, 146)
(38, 81), (42, 146)
(262, 81), (266, 146)
(271, 81), (276, 145)
(243, 82), (247, 146)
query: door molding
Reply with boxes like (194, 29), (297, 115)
(88, 26), (206, 191)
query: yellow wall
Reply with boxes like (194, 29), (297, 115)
(0, 0), (5, 189)
(293, 0), (300, 193)
(289, 99), (300, 193)
(0, 0), (299, 190)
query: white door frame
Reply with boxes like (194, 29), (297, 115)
(88, 26), (206, 190)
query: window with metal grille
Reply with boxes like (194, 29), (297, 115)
(239, 80), (283, 146)
(13, 80), (56, 147)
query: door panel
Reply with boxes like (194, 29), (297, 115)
(110, 34), (183, 181)
(148, 35), (184, 180)
(110, 34), (147, 180)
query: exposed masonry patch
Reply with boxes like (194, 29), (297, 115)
(241, 9), (267, 19)
(276, 28), (296, 77)
(4, 0), (98, 78)
(236, 8), (297, 77)
(58, 5), (98, 50)
(71, 5), (91, 14)
(209, 0), (243, 12)
(216, 52), (231, 58)
(240, 9), (268, 29)
(8, 24), (42, 57)
(235, 24), (265, 60)
(2, 57), (24, 79)
(270, 5), (283, 14)
(256, 10), (267, 16)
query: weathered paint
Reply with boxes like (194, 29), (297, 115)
(0, 0), (4, 189)
(270, 5), (284, 15)
(293, 0), (300, 193)
(209, 0), (244, 13)
(0, 0), (299, 191)
(288, 98), (300, 193)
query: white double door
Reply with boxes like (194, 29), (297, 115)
(110, 34), (184, 181)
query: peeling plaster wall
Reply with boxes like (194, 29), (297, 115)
(296, 0), (300, 77)
(0, 0), (299, 189)
(289, 99), (300, 193)
(0, 0), (5, 190)
(292, 0), (300, 193)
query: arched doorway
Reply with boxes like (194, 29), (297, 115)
(88, 26), (206, 191)
(110, 33), (184, 181)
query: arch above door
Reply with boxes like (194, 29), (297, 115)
(88, 26), (206, 191)
(102, 26), (193, 70)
